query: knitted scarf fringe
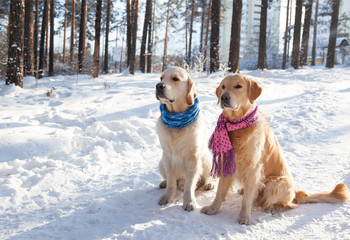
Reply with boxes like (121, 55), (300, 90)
(209, 136), (236, 177)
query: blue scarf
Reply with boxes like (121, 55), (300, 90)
(160, 98), (200, 128)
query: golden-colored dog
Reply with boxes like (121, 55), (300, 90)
(201, 74), (349, 225)
(156, 67), (214, 211)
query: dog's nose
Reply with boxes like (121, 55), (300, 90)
(221, 93), (230, 102)
(156, 83), (166, 91)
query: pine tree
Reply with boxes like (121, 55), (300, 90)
(257, 0), (267, 70)
(38, 0), (49, 78)
(103, 0), (111, 73)
(300, 0), (313, 66)
(127, 0), (139, 74)
(6, 0), (25, 87)
(140, 0), (152, 73)
(69, 0), (75, 65)
(33, 0), (39, 77)
(291, 0), (303, 69)
(62, 0), (68, 64)
(199, 0), (206, 54)
(146, 0), (154, 73)
(23, 0), (34, 76)
(162, 0), (171, 71)
(228, 0), (242, 73)
(92, 0), (102, 78)
(326, 0), (341, 68)
(188, 0), (195, 63)
(210, 0), (220, 73)
(78, 0), (87, 73)
(282, 0), (290, 69)
(203, 0), (212, 71)
(48, 0), (55, 76)
(311, 0), (319, 66)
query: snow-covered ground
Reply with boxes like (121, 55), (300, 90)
(1, 67), (350, 239)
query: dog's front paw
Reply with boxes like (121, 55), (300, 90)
(183, 201), (196, 211)
(238, 214), (251, 225)
(158, 194), (173, 205)
(204, 182), (215, 191)
(159, 180), (167, 189)
(201, 205), (219, 215)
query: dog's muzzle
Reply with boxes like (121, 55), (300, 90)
(220, 93), (231, 109)
(156, 83), (166, 100)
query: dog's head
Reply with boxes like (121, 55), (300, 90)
(215, 74), (262, 120)
(156, 67), (197, 113)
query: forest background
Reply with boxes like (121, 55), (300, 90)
(0, 0), (349, 87)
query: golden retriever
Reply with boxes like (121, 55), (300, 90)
(201, 74), (350, 224)
(155, 67), (214, 211)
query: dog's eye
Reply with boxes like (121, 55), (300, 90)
(172, 77), (179, 81)
(160, 77), (164, 81)
(222, 85), (225, 89)
(235, 85), (242, 89)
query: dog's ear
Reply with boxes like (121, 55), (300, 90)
(186, 79), (197, 106)
(248, 78), (262, 103)
(216, 86), (221, 104)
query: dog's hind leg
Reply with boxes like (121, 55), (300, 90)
(257, 176), (296, 212)
(197, 153), (215, 191)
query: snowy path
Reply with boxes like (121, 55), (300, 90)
(0, 68), (350, 239)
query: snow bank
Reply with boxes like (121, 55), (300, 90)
(0, 68), (349, 239)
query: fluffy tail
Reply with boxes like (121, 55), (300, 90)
(294, 183), (350, 204)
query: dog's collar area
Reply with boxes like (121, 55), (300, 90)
(209, 105), (260, 177)
(160, 97), (200, 129)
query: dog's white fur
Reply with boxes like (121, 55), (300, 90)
(156, 67), (213, 211)
(201, 74), (350, 224)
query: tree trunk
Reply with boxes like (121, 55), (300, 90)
(140, 0), (152, 73)
(162, 0), (171, 72)
(38, 0), (49, 78)
(126, 0), (132, 68)
(129, 0), (139, 74)
(291, 0), (303, 69)
(24, 0), (34, 76)
(185, 0), (188, 62)
(311, 0), (319, 66)
(33, 0), (39, 77)
(104, 0), (111, 73)
(6, 0), (25, 87)
(199, 0), (206, 54)
(78, 0), (87, 73)
(120, 35), (124, 73)
(92, 0), (102, 78)
(300, 0), (313, 66)
(282, 0), (290, 69)
(210, 0), (220, 73)
(148, 0), (157, 73)
(257, 0), (267, 70)
(188, 0), (195, 63)
(204, 0), (212, 71)
(69, 0), (75, 65)
(228, 0), (242, 73)
(326, 0), (341, 68)
(146, 3), (153, 73)
(45, 0), (50, 68)
(62, 0), (68, 64)
(48, 0), (55, 76)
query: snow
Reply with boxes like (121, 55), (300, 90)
(1, 67), (350, 239)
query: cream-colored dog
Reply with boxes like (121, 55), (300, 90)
(201, 74), (349, 224)
(156, 67), (213, 211)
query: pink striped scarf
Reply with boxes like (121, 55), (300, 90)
(209, 106), (260, 177)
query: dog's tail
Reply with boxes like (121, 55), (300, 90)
(294, 183), (350, 204)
